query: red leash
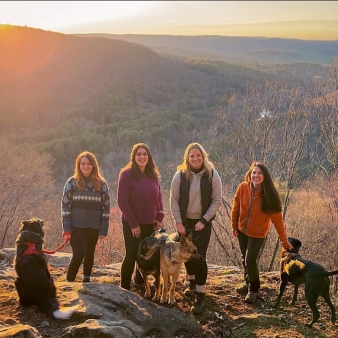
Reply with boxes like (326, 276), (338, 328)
(42, 238), (69, 255)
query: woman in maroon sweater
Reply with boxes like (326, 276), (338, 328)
(117, 143), (164, 290)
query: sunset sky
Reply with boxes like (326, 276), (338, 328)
(1, 1), (338, 40)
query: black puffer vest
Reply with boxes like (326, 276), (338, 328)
(179, 170), (214, 226)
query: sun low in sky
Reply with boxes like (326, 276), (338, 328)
(0, 1), (338, 40)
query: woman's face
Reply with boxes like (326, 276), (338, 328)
(79, 157), (93, 177)
(188, 148), (204, 170)
(135, 147), (148, 171)
(251, 166), (264, 189)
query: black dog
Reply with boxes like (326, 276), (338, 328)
(273, 237), (338, 327)
(136, 229), (179, 301)
(14, 218), (75, 319)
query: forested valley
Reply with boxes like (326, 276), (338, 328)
(1, 25), (338, 284)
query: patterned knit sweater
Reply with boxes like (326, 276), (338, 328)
(61, 176), (110, 236)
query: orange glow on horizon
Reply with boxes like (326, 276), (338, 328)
(0, 25), (60, 72)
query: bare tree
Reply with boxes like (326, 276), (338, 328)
(308, 53), (338, 293)
(0, 139), (55, 248)
(209, 79), (311, 271)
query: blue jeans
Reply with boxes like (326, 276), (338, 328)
(237, 230), (266, 293)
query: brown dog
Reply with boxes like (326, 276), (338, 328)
(160, 231), (204, 305)
(273, 237), (338, 328)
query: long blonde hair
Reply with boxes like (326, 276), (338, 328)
(74, 151), (104, 191)
(177, 142), (214, 181)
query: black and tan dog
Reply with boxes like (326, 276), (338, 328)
(273, 237), (338, 327)
(14, 218), (76, 319)
(160, 231), (204, 305)
(136, 230), (178, 301)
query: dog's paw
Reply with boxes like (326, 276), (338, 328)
(53, 305), (78, 319)
(168, 298), (176, 305)
(143, 292), (151, 298)
(152, 295), (160, 302)
(160, 297), (167, 304)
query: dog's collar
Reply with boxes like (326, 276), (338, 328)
(281, 250), (299, 258)
(21, 230), (42, 238)
(21, 242), (40, 257)
(169, 248), (178, 265)
(139, 253), (147, 259)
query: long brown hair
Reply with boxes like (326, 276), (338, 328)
(120, 143), (161, 181)
(177, 142), (214, 181)
(244, 162), (282, 214)
(74, 151), (105, 191)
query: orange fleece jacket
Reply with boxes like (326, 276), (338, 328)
(231, 182), (291, 250)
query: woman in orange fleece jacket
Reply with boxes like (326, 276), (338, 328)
(231, 162), (292, 303)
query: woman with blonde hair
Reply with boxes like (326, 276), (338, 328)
(170, 142), (222, 314)
(61, 151), (110, 283)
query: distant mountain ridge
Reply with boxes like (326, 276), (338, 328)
(0, 25), (328, 179)
(81, 34), (338, 65)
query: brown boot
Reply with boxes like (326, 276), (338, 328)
(191, 292), (205, 314)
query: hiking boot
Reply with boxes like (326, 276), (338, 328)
(191, 292), (205, 314)
(235, 283), (248, 294)
(184, 280), (196, 297)
(245, 290), (258, 303)
(82, 276), (90, 283)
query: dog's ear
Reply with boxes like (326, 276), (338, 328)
(186, 231), (193, 242)
(19, 220), (30, 231)
(288, 237), (302, 253)
(30, 218), (44, 227)
(180, 234), (188, 247)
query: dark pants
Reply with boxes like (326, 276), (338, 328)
(237, 230), (265, 293)
(120, 220), (155, 290)
(67, 227), (100, 281)
(184, 218), (211, 286)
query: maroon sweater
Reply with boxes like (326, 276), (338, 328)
(117, 169), (164, 230)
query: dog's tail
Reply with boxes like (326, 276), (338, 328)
(324, 270), (338, 277)
(53, 305), (78, 319)
(41, 297), (76, 319)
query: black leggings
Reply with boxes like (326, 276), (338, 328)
(184, 218), (211, 286)
(237, 230), (265, 293)
(120, 220), (155, 290)
(67, 227), (100, 281)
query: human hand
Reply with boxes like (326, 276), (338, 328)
(176, 222), (186, 235)
(194, 221), (205, 232)
(284, 241), (294, 251)
(153, 220), (162, 230)
(132, 226), (141, 238)
(232, 229), (238, 237)
(62, 232), (71, 240)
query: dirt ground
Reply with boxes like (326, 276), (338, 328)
(1, 264), (337, 338)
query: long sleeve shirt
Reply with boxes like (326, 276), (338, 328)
(170, 169), (222, 223)
(61, 176), (111, 236)
(231, 181), (291, 249)
(117, 169), (164, 230)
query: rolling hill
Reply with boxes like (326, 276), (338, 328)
(84, 34), (338, 65)
(0, 25), (328, 180)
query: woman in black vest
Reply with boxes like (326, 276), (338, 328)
(170, 142), (222, 314)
